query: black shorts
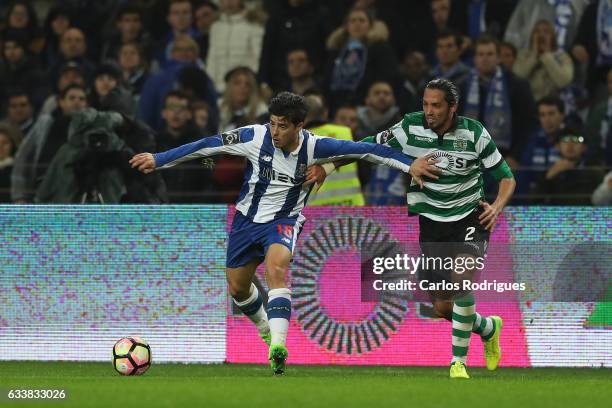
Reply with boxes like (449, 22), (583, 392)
(418, 207), (490, 285)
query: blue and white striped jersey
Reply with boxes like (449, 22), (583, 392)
(154, 124), (413, 223)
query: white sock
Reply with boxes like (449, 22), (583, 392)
(267, 288), (291, 346)
(233, 283), (269, 335)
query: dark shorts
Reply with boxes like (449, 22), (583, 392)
(226, 211), (301, 268)
(417, 207), (490, 285)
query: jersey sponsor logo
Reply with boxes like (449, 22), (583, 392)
(221, 130), (240, 145)
(430, 151), (468, 170)
(415, 136), (433, 142)
(260, 165), (301, 185)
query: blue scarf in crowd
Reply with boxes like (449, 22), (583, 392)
(597, 0), (612, 66)
(548, 0), (573, 49)
(463, 66), (512, 150)
(330, 39), (367, 91)
(468, 0), (486, 40)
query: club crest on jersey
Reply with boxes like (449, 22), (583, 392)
(221, 130), (240, 145)
(453, 135), (468, 151)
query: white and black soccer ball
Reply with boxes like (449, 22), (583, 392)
(112, 336), (151, 376)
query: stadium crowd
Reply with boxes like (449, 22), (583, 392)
(0, 0), (610, 205)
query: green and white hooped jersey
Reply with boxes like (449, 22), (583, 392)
(364, 112), (512, 222)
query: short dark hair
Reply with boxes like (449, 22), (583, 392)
(500, 41), (517, 58)
(436, 29), (463, 49)
(116, 4), (142, 20)
(537, 95), (565, 114)
(60, 83), (86, 99)
(425, 78), (460, 106)
(164, 90), (191, 107)
(475, 33), (500, 54)
(7, 88), (30, 101)
(268, 92), (308, 125)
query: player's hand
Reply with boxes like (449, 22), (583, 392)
(409, 154), (442, 188)
(129, 153), (156, 174)
(304, 164), (327, 192)
(478, 200), (501, 232)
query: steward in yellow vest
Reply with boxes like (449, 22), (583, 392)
(306, 121), (365, 206)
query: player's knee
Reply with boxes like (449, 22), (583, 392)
(433, 301), (452, 319)
(227, 279), (250, 300)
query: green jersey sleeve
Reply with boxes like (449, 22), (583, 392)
(475, 127), (513, 180)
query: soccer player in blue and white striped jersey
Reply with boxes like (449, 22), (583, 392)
(130, 92), (438, 374)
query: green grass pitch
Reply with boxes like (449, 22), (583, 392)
(0, 362), (610, 408)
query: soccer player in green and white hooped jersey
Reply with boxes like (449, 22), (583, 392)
(312, 78), (516, 379)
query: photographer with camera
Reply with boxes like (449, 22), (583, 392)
(11, 84), (87, 203)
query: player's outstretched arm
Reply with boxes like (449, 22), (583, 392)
(130, 127), (255, 171)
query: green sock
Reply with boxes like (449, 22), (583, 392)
(452, 293), (476, 364)
(472, 312), (496, 341)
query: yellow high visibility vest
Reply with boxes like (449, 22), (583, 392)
(308, 123), (365, 206)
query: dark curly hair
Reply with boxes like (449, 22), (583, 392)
(425, 78), (460, 106)
(268, 92), (308, 125)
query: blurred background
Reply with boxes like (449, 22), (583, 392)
(0, 0), (609, 206)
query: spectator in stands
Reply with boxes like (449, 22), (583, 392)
(518, 96), (566, 197)
(193, 0), (219, 62)
(430, 29), (470, 89)
(207, 0), (265, 92)
(532, 130), (604, 205)
(259, 0), (334, 93)
(0, 123), (21, 203)
(192, 99), (212, 134)
(585, 67), (612, 165)
(11, 84), (87, 203)
(117, 42), (150, 107)
(354, 81), (405, 205)
(420, 0), (472, 63)
(448, 0), (516, 42)
(333, 104), (359, 136)
(2, 0), (43, 53)
(461, 34), (537, 169)
(591, 171), (612, 205)
(504, 0), (587, 51)
(326, 7), (398, 111)
(89, 61), (136, 117)
(218, 66), (267, 132)
(101, 4), (155, 63)
(214, 66), (267, 203)
(40, 61), (86, 115)
(513, 19), (574, 101)
(41, 5), (73, 66)
(0, 30), (47, 108)
(4, 90), (36, 136)
(286, 48), (321, 96)
(500, 41), (518, 70)
(48, 27), (96, 83)
(396, 50), (429, 114)
(160, 0), (200, 63)
(572, 0), (612, 102)
(156, 90), (210, 203)
(139, 35), (217, 131)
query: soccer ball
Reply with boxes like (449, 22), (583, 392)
(112, 336), (151, 376)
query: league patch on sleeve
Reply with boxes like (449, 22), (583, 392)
(376, 129), (395, 145)
(221, 130), (241, 145)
